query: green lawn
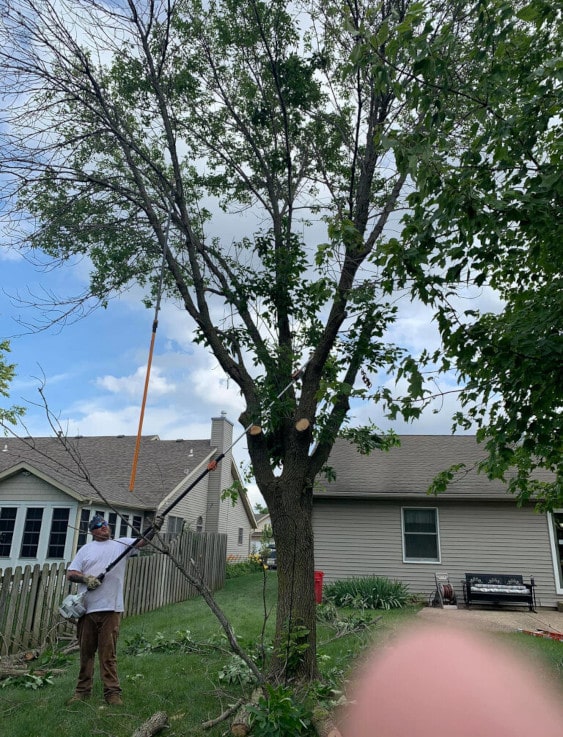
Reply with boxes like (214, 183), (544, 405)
(1, 572), (561, 737)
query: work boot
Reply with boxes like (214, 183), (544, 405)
(66, 693), (90, 704)
(105, 694), (123, 706)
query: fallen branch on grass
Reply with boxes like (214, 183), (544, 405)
(312, 705), (344, 737)
(201, 698), (245, 729)
(0, 666), (66, 680)
(131, 711), (168, 737)
(230, 688), (262, 736)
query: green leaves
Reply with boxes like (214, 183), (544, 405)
(365, 0), (563, 508)
(0, 341), (25, 429)
(247, 683), (312, 737)
(339, 425), (400, 455)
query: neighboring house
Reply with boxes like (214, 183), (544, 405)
(250, 512), (272, 553)
(313, 436), (563, 609)
(0, 414), (256, 570)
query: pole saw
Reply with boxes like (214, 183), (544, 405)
(59, 359), (311, 618)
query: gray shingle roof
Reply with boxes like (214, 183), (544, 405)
(315, 435), (550, 500)
(0, 435), (215, 510)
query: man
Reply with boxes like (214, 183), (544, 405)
(66, 512), (163, 705)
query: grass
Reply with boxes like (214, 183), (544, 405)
(1, 573), (562, 737)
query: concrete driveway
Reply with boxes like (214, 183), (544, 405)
(417, 604), (563, 636)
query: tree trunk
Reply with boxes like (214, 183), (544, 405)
(266, 477), (318, 681)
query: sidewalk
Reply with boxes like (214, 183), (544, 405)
(416, 605), (563, 636)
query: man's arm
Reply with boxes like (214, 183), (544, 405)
(67, 569), (102, 589)
(136, 515), (164, 548)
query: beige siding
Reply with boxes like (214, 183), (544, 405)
(313, 499), (562, 608)
(0, 472), (75, 503)
(220, 493), (252, 559)
(163, 476), (209, 533)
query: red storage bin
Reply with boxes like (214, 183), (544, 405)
(314, 570), (324, 604)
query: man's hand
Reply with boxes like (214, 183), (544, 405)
(153, 515), (164, 531)
(85, 575), (102, 590)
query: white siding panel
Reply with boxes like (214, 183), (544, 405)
(313, 500), (561, 608)
(0, 473), (74, 503)
(220, 494), (252, 559)
(163, 476), (209, 533)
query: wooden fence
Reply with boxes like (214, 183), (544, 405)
(0, 531), (226, 656)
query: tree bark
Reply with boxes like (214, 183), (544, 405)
(265, 476), (318, 681)
(311, 706), (344, 737)
(131, 712), (168, 737)
(230, 689), (262, 736)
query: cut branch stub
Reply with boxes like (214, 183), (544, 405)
(295, 418), (310, 432)
(248, 425), (262, 436)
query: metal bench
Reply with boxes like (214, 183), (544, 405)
(463, 573), (535, 611)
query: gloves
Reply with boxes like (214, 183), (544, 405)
(153, 515), (164, 531)
(84, 575), (102, 590)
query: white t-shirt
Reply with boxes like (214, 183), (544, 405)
(68, 538), (138, 613)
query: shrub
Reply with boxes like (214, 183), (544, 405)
(225, 553), (265, 578)
(247, 683), (313, 737)
(323, 576), (410, 610)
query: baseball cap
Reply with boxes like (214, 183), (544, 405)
(89, 514), (108, 531)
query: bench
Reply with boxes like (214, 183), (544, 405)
(463, 573), (536, 611)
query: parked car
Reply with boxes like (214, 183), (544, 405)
(265, 545), (277, 570)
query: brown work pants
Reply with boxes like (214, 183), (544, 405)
(75, 611), (122, 698)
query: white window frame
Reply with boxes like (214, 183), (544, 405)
(547, 510), (563, 595)
(1, 503), (74, 567)
(401, 507), (441, 564)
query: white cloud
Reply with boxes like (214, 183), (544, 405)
(96, 365), (176, 399)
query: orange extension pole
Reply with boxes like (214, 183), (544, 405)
(129, 321), (158, 492)
(129, 205), (171, 492)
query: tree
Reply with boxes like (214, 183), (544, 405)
(0, 340), (24, 428)
(0, 0), (559, 681)
(369, 0), (562, 508)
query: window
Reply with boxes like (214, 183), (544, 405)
(402, 508), (440, 562)
(196, 515), (203, 533)
(550, 511), (563, 590)
(119, 514), (129, 537)
(132, 515), (143, 538)
(167, 516), (184, 536)
(108, 512), (117, 533)
(48, 508), (70, 558)
(77, 509), (91, 549)
(0, 507), (17, 557)
(20, 507), (44, 558)
(238, 527), (243, 545)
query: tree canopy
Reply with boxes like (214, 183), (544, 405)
(371, 0), (562, 508)
(0, 0), (561, 680)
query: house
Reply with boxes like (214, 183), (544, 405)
(250, 512), (273, 553)
(0, 414), (256, 569)
(313, 436), (563, 609)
